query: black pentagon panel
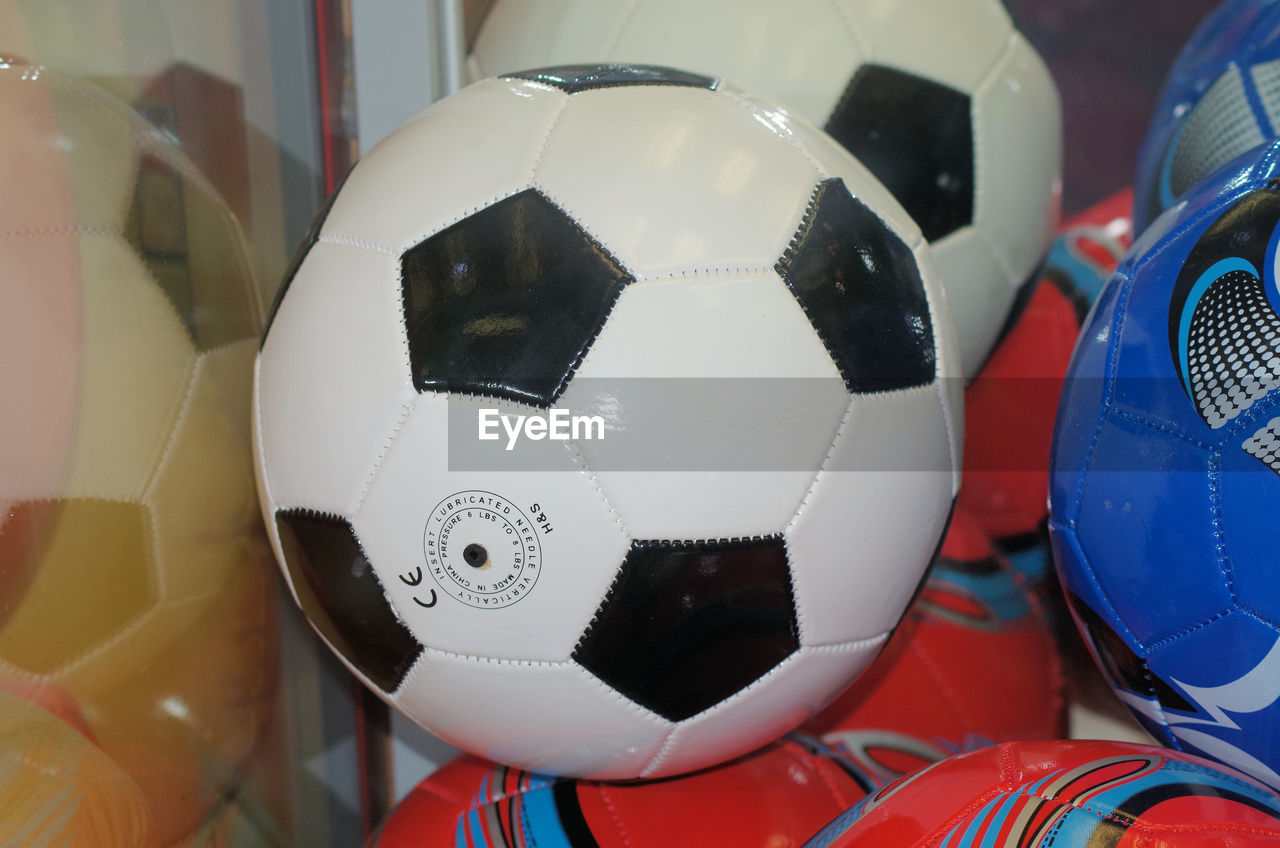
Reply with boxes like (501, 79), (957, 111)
(825, 64), (974, 243)
(503, 64), (718, 94)
(275, 509), (422, 693)
(262, 166), (352, 348)
(401, 188), (633, 406)
(572, 536), (798, 722)
(776, 178), (936, 393)
(124, 153), (260, 350)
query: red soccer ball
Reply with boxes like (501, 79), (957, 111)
(957, 189), (1134, 657)
(806, 739), (1280, 847)
(959, 188), (1135, 544)
(804, 506), (1065, 775)
(370, 735), (867, 848)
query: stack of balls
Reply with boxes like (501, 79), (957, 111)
(250, 0), (1280, 844)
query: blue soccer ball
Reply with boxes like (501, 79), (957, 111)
(1051, 137), (1280, 790)
(1134, 0), (1280, 233)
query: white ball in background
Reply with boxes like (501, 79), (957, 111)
(469, 0), (1062, 376)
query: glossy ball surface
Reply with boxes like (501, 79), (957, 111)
(368, 736), (868, 848)
(255, 65), (961, 779)
(469, 0), (1061, 376)
(806, 740), (1280, 847)
(1134, 0), (1280, 233)
(1051, 139), (1280, 789)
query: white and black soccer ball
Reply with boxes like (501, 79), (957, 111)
(468, 0), (1061, 377)
(254, 65), (962, 780)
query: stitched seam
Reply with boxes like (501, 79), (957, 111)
(634, 263), (774, 282)
(784, 737), (857, 809)
(718, 86), (829, 182)
(937, 367), (960, 497)
(1066, 268), (1135, 526)
(638, 727), (680, 780)
(251, 356), (292, 599)
(616, 533), (783, 546)
(638, 650), (804, 777)
(1119, 404), (1223, 447)
(140, 352), (199, 511)
(775, 185), (938, 399)
(418, 646), (566, 668)
(1130, 822), (1280, 837)
(917, 240), (961, 491)
(600, 0), (647, 58)
(969, 34), (1025, 243)
(350, 397), (415, 518)
(140, 352), (200, 598)
(780, 533), (805, 656)
(775, 187), (854, 394)
(783, 394), (855, 548)
(1051, 519), (1180, 746)
(556, 436), (630, 663)
(1233, 603), (1280, 630)
(1049, 520), (1150, 664)
(528, 92), (573, 183)
(975, 220), (1018, 289)
(1206, 447), (1237, 606)
(570, 537), (785, 664)
(408, 647), (670, 730)
(517, 186), (635, 407)
(51, 595), (157, 679)
(549, 287), (627, 406)
(434, 389), (556, 410)
(1107, 408), (1215, 449)
(822, 0), (873, 58)
(1142, 606), (1235, 651)
(803, 632), (890, 651)
(0, 226), (121, 239)
(397, 189), (522, 259)
(595, 785), (634, 847)
(352, 249), (426, 516)
(317, 233), (397, 255)
(560, 438), (629, 543)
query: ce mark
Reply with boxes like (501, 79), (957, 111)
(399, 567), (437, 608)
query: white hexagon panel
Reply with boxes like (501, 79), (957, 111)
(469, 0), (1062, 377)
(254, 65), (961, 779)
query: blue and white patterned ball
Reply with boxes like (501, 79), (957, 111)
(1052, 137), (1280, 790)
(1134, 0), (1280, 233)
